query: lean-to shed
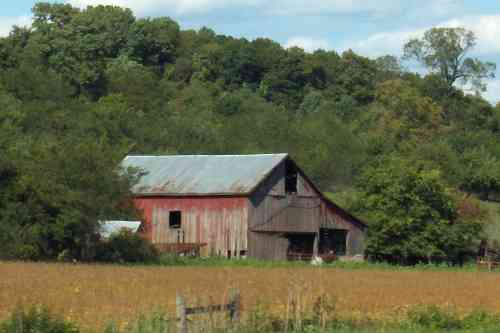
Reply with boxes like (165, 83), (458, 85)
(122, 154), (366, 260)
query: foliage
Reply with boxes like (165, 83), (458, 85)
(354, 156), (483, 264)
(0, 3), (498, 262)
(0, 306), (79, 333)
(96, 230), (159, 263)
(403, 27), (496, 92)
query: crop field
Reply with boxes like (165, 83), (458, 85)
(1, 262), (500, 330)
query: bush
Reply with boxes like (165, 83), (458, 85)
(96, 230), (158, 263)
(0, 306), (78, 333)
(406, 305), (462, 330)
(104, 311), (171, 333)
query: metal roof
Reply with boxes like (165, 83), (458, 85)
(99, 221), (142, 238)
(122, 154), (288, 196)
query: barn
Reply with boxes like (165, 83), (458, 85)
(121, 154), (366, 260)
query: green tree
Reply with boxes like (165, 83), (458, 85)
(31, 3), (135, 97)
(403, 27), (496, 93)
(355, 157), (482, 264)
(126, 17), (180, 72)
(0, 137), (139, 260)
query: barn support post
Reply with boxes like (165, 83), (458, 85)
(176, 293), (188, 333)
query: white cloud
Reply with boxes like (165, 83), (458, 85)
(483, 76), (500, 106)
(66, 0), (453, 18)
(285, 37), (331, 53)
(345, 29), (425, 58)
(67, 0), (250, 15)
(0, 16), (31, 37)
(264, 0), (402, 16)
(442, 15), (500, 55)
(348, 14), (500, 58)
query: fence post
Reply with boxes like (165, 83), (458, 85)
(176, 293), (188, 333)
(228, 289), (241, 324)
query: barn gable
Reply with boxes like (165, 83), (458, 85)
(247, 157), (366, 260)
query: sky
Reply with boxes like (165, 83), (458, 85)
(1, 0), (499, 104)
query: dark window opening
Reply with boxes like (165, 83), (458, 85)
(319, 228), (348, 256)
(169, 211), (182, 229)
(285, 159), (298, 194)
(287, 233), (315, 260)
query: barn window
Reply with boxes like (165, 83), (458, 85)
(169, 211), (182, 229)
(285, 159), (298, 194)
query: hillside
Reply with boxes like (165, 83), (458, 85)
(0, 2), (499, 263)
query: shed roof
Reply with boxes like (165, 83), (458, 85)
(122, 154), (288, 196)
(99, 221), (142, 238)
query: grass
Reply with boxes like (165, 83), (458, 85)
(2, 261), (500, 331)
(3, 305), (500, 333)
(156, 254), (485, 271)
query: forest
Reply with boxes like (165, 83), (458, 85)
(0, 2), (499, 264)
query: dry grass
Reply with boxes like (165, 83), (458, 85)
(1, 262), (500, 330)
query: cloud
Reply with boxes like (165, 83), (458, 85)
(345, 29), (425, 58)
(285, 37), (331, 53)
(442, 15), (500, 55)
(347, 14), (500, 58)
(65, 0), (455, 18)
(484, 76), (500, 106)
(264, 0), (402, 16)
(0, 16), (31, 37)
(67, 0), (249, 16)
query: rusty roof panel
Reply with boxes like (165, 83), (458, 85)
(122, 154), (288, 196)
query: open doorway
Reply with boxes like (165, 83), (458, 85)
(319, 228), (348, 256)
(287, 233), (315, 260)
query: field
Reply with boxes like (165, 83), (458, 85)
(2, 262), (500, 331)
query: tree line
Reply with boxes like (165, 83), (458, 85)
(0, 2), (499, 264)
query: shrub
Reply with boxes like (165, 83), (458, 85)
(406, 305), (462, 330)
(104, 311), (171, 333)
(0, 306), (78, 333)
(96, 230), (158, 263)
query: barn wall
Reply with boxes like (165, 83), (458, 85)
(134, 196), (248, 257)
(248, 159), (366, 259)
(248, 232), (289, 261)
(248, 161), (322, 260)
(321, 203), (366, 256)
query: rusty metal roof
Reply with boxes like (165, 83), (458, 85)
(122, 154), (288, 196)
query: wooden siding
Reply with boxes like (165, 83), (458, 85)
(247, 159), (366, 260)
(321, 203), (366, 256)
(248, 232), (289, 261)
(131, 157), (365, 260)
(134, 196), (248, 257)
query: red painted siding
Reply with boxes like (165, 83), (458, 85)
(134, 196), (248, 257)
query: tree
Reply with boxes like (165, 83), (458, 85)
(126, 17), (180, 72)
(459, 148), (500, 200)
(30, 3), (135, 97)
(354, 156), (483, 264)
(403, 27), (496, 93)
(0, 137), (139, 261)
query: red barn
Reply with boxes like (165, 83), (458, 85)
(122, 154), (366, 260)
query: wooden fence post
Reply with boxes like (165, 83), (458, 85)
(228, 289), (241, 323)
(176, 293), (187, 333)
